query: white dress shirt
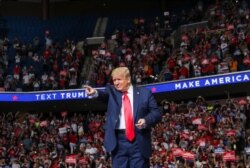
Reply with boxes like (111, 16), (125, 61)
(117, 85), (134, 129)
(87, 85), (134, 130)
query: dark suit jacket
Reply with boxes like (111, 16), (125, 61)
(97, 84), (162, 158)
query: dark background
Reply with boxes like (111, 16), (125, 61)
(0, 0), (205, 17)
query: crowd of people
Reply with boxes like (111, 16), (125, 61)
(0, 96), (249, 168)
(87, 0), (250, 87)
(0, 0), (249, 167)
(0, 0), (249, 91)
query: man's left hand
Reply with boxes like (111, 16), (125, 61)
(135, 119), (146, 129)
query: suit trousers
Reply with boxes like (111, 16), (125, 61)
(111, 130), (149, 168)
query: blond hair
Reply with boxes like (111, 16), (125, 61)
(111, 67), (131, 80)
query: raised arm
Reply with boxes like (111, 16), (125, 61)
(83, 85), (97, 96)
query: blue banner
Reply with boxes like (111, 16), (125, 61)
(145, 70), (250, 93)
(0, 71), (249, 102)
(0, 90), (88, 102)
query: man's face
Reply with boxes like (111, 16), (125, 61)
(112, 73), (130, 92)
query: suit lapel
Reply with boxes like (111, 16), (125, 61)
(116, 90), (122, 117)
(117, 91), (122, 110)
(110, 86), (122, 117)
(133, 87), (139, 121)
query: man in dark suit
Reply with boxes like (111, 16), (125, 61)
(84, 67), (162, 168)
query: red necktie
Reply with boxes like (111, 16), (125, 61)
(123, 92), (135, 141)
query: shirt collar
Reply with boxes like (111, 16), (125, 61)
(127, 85), (133, 94)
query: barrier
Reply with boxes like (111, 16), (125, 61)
(0, 70), (249, 103)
